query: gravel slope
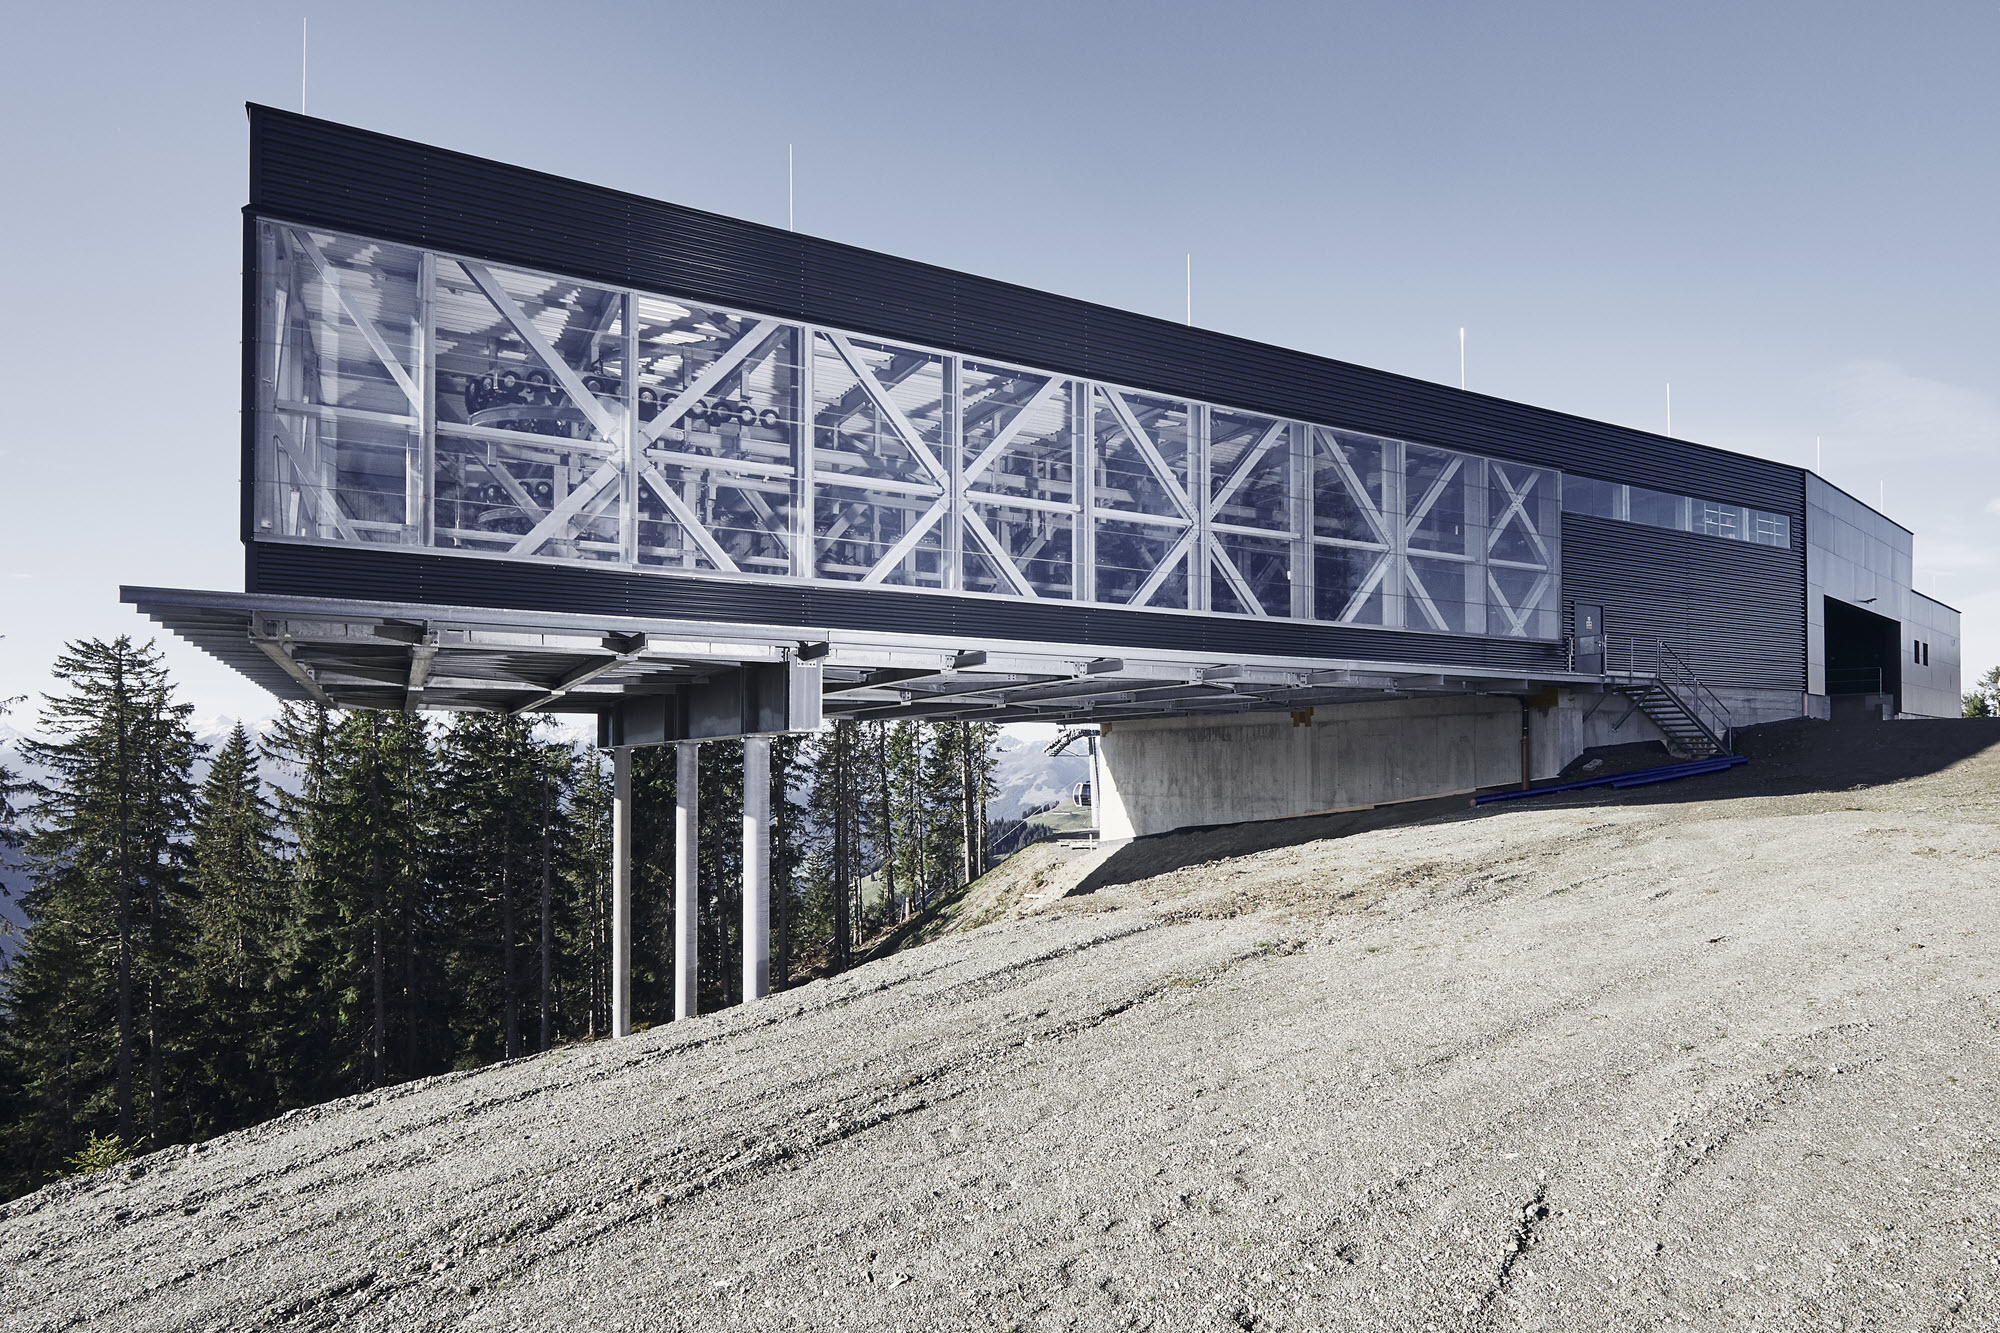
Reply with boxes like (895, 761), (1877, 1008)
(4, 718), (1998, 1332)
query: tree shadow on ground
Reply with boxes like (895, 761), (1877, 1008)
(1069, 715), (2000, 896)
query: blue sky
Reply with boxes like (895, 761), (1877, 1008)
(2, 0), (1995, 725)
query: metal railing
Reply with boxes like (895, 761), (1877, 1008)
(1601, 634), (1735, 755)
(1825, 667), (1886, 695)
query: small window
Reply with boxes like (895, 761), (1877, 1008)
(1628, 485), (1687, 531)
(1562, 475), (1621, 520)
(1923, 641), (1930, 666)
(1915, 638), (1922, 662)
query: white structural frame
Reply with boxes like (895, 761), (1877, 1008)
(254, 218), (1566, 643)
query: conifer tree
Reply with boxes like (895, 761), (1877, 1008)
(559, 750), (614, 1039)
(808, 720), (870, 970)
(769, 732), (811, 989)
(435, 715), (543, 1064)
(1, 637), (198, 1184)
(182, 723), (283, 1134)
(0, 693), (24, 854)
(268, 707), (432, 1097)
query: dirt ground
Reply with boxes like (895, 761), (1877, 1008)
(3, 714), (1998, 1332)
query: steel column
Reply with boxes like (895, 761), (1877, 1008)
(741, 735), (772, 1003)
(674, 740), (699, 1020)
(610, 745), (633, 1039)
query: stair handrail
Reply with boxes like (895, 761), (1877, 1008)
(1598, 633), (1734, 755)
(1654, 639), (1734, 755)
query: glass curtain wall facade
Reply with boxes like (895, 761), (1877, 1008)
(1562, 475), (1791, 549)
(252, 221), (1563, 640)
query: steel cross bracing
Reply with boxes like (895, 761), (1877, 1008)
(254, 221), (1564, 647)
(126, 587), (1596, 728)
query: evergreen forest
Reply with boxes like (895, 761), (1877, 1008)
(0, 637), (1003, 1201)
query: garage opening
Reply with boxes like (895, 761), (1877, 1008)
(1825, 596), (1901, 710)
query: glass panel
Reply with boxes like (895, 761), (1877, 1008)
(1560, 474), (1620, 520)
(431, 257), (628, 562)
(636, 300), (799, 472)
(1697, 500), (1742, 541)
(1628, 485), (1688, 531)
(813, 333), (947, 487)
(1212, 532), (1291, 616)
(638, 464), (790, 574)
(814, 484), (944, 586)
(1313, 429), (1392, 544)
(1314, 546), (1389, 624)
(1405, 555), (1479, 633)
(1488, 565), (1557, 639)
(1487, 462), (1557, 567)
(1093, 388), (1192, 517)
(259, 223), (424, 544)
(1749, 511), (1790, 548)
(1405, 444), (1472, 555)
(632, 469), (718, 571)
(1095, 517), (1189, 607)
(434, 259), (624, 446)
(961, 362), (1074, 505)
(964, 500), (1074, 599)
(1209, 410), (1290, 532)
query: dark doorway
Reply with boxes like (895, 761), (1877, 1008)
(1825, 596), (1900, 707)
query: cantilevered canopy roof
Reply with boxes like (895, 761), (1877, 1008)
(126, 586), (1592, 727)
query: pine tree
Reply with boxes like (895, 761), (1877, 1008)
(0, 692), (24, 854)
(917, 723), (965, 909)
(559, 750), (614, 1040)
(435, 715), (543, 1065)
(0, 638), (198, 1190)
(267, 707), (432, 1098)
(769, 732), (811, 990)
(182, 724), (283, 1135)
(808, 720), (870, 971)
(1965, 666), (2000, 717)
(697, 740), (745, 1013)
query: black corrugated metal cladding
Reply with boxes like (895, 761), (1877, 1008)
(1563, 517), (1806, 691)
(242, 106), (1808, 693)
(247, 544), (1571, 676)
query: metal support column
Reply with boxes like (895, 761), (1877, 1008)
(1074, 382), (1096, 601)
(1192, 405), (1211, 612)
(610, 745), (633, 1039)
(674, 740), (699, 1021)
(943, 355), (963, 590)
(1291, 422), (1314, 620)
(416, 250), (436, 544)
(741, 735), (772, 1003)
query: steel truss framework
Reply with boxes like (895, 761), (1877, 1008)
(126, 587), (1596, 727)
(254, 221), (1564, 643)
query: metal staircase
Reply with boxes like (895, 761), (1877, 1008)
(1592, 637), (1735, 759)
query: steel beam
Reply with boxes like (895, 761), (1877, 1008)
(511, 632), (650, 714)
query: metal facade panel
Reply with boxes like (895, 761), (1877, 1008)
(246, 542), (1567, 674)
(1561, 515), (1806, 691)
(247, 107), (1804, 525)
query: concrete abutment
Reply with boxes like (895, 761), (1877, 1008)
(1099, 686), (1808, 839)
